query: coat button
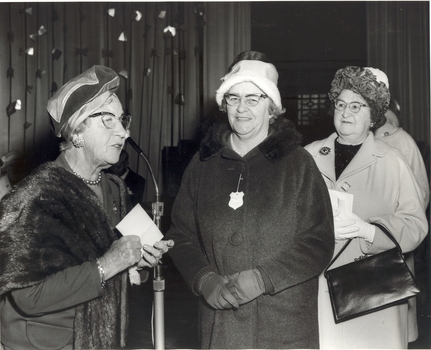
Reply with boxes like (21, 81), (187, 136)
(229, 232), (243, 246)
(234, 307), (249, 321)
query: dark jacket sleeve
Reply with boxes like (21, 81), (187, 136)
(257, 149), (335, 294)
(165, 154), (214, 294)
(10, 260), (102, 315)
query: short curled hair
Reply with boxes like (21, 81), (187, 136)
(219, 95), (285, 122)
(59, 118), (91, 151)
(329, 66), (390, 130)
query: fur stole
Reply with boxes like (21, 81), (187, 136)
(199, 116), (302, 161)
(0, 162), (130, 349)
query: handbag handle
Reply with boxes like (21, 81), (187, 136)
(324, 222), (402, 276)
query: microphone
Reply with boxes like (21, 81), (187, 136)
(126, 136), (145, 157)
(126, 137), (162, 225)
(125, 139), (164, 349)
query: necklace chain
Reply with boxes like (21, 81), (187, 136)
(230, 134), (247, 157)
(73, 171), (102, 185)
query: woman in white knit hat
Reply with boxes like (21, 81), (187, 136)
(0, 65), (173, 349)
(304, 66), (428, 348)
(166, 52), (335, 348)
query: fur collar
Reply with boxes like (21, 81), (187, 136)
(0, 161), (130, 349)
(199, 116), (302, 162)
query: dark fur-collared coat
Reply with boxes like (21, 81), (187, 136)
(166, 117), (335, 349)
(0, 162), (130, 349)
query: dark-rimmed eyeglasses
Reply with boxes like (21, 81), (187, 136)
(334, 99), (369, 114)
(224, 94), (268, 107)
(89, 112), (132, 130)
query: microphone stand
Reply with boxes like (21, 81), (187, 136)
(126, 137), (165, 350)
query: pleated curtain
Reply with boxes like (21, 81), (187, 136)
(367, 1), (430, 145)
(0, 2), (251, 202)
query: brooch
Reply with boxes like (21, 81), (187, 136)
(319, 147), (331, 156)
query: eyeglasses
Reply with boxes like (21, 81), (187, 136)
(224, 94), (268, 107)
(334, 99), (369, 114)
(89, 112), (132, 130)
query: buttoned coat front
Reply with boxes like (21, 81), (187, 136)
(305, 132), (428, 349)
(167, 118), (335, 349)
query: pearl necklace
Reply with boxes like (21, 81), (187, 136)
(230, 134), (247, 157)
(73, 171), (102, 185)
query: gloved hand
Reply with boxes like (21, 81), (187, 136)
(198, 272), (239, 309)
(225, 269), (265, 305)
(333, 198), (375, 243)
(335, 213), (376, 243)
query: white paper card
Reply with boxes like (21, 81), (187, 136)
(328, 189), (354, 216)
(116, 204), (164, 246)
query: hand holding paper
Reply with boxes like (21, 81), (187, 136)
(98, 235), (142, 282)
(329, 192), (375, 243)
(116, 204), (174, 284)
(116, 204), (164, 246)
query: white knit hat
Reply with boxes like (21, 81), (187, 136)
(216, 60), (282, 110)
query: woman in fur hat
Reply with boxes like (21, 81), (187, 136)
(166, 53), (335, 348)
(304, 66), (428, 348)
(0, 65), (173, 350)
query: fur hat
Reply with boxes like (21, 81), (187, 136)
(47, 65), (120, 139)
(216, 60), (282, 110)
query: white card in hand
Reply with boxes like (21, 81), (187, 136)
(116, 204), (164, 246)
(328, 189), (354, 215)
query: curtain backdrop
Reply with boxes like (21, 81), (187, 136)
(367, 1), (430, 145)
(203, 2), (251, 118)
(0, 2), (251, 202)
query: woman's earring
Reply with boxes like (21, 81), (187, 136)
(72, 135), (85, 148)
(370, 122), (375, 128)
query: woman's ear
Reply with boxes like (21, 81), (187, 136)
(72, 134), (85, 148)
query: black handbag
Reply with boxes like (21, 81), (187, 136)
(324, 223), (420, 324)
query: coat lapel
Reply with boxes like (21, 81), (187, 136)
(307, 132), (389, 185)
(308, 133), (337, 183)
(337, 132), (384, 181)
